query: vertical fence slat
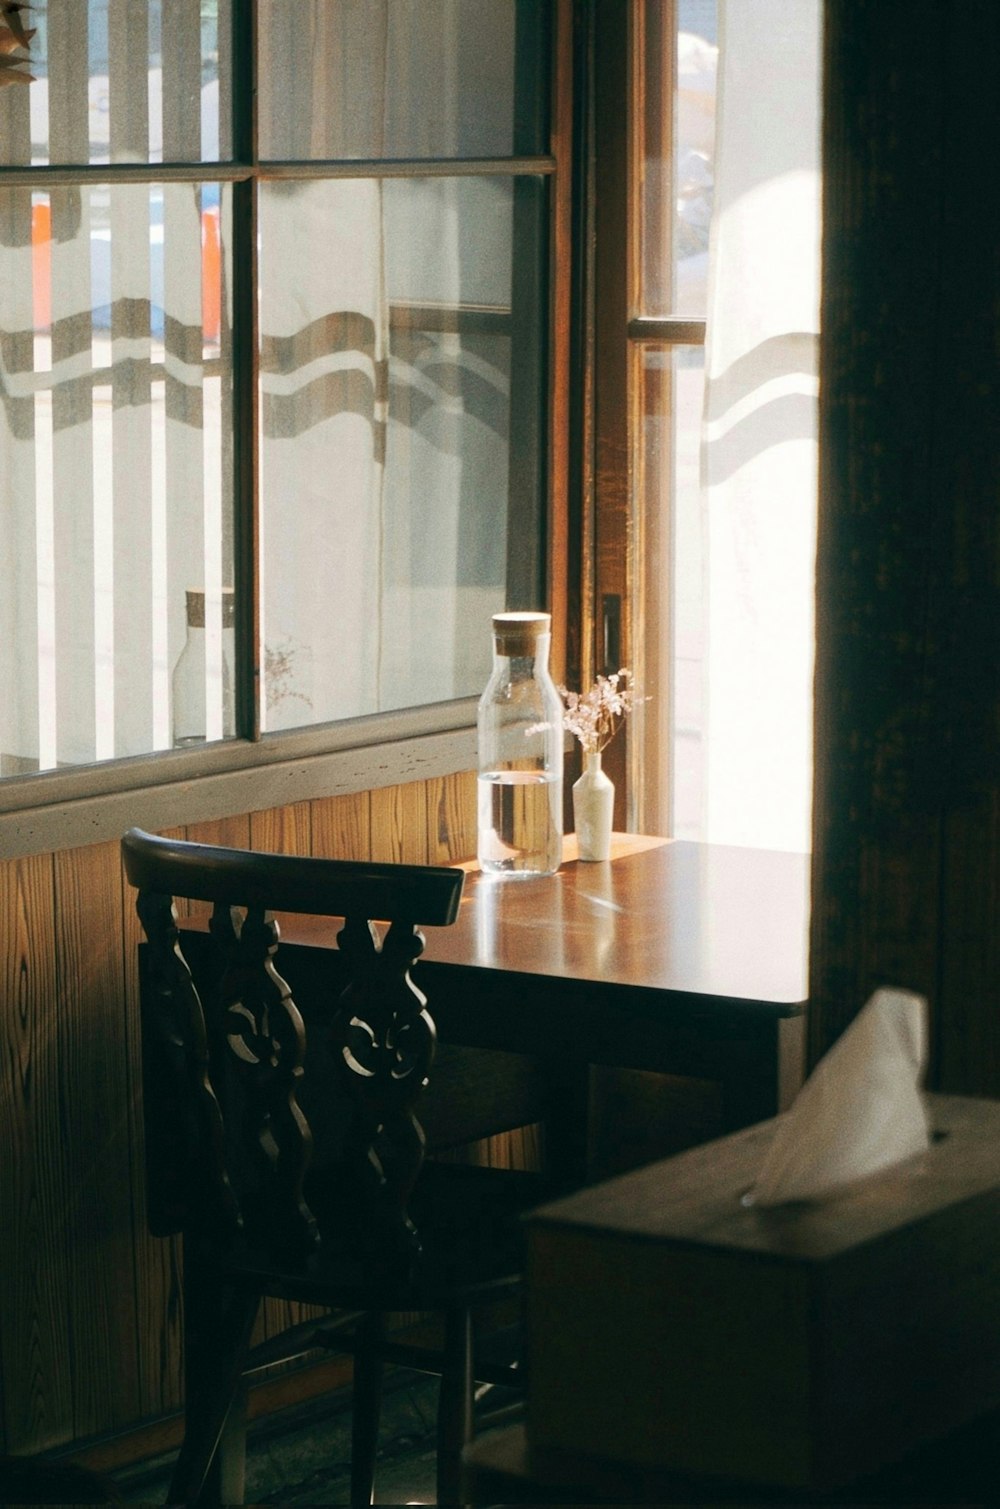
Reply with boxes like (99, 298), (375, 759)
(106, 5), (156, 755)
(0, 187), (40, 773)
(162, 2), (207, 744)
(49, 182), (98, 766)
(0, 25), (37, 770)
(47, 6), (98, 764)
(109, 180), (155, 754)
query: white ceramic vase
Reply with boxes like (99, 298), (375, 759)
(572, 750), (614, 861)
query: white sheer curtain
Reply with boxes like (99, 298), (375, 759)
(700, 0), (821, 852)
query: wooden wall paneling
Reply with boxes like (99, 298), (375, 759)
(0, 851), (74, 1454)
(249, 801), (312, 856)
(52, 840), (143, 1440)
(183, 814), (252, 848)
(426, 770), (477, 865)
(369, 782), (430, 865)
(309, 790), (371, 861)
(119, 839), (184, 1422)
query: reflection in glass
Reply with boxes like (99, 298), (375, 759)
(639, 0), (717, 318)
(258, 175), (544, 732)
(0, 182), (233, 776)
(258, 0), (548, 161)
(633, 345), (706, 839)
(0, 0), (224, 170)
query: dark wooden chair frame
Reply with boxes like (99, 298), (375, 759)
(122, 827), (533, 1507)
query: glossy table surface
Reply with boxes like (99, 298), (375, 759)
(432, 834), (810, 1016)
(280, 836), (811, 1148)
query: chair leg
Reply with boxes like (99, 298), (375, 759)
(437, 1306), (474, 1508)
(169, 1262), (259, 1507)
(210, 1372), (248, 1505)
(350, 1311), (384, 1509)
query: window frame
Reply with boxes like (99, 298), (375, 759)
(588, 0), (709, 835)
(0, 0), (574, 858)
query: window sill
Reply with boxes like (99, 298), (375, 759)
(0, 702), (479, 860)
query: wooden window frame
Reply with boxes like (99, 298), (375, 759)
(0, 0), (574, 858)
(588, 0), (709, 834)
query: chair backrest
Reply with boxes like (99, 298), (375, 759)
(121, 827), (464, 1274)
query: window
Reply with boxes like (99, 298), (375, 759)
(0, 2), (559, 818)
(591, 0), (820, 851)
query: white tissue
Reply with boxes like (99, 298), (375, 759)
(747, 987), (930, 1207)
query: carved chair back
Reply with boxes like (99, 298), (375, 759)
(121, 827), (464, 1277)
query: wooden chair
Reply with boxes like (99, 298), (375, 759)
(122, 827), (540, 1507)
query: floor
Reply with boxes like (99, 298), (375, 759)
(114, 1369), (512, 1506)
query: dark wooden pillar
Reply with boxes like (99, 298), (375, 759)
(810, 1), (1000, 1091)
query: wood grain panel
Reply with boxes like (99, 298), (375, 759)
(426, 770), (477, 865)
(52, 841), (142, 1440)
(369, 782), (430, 865)
(184, 814), (252, 848)
(249, 801), (312, 856)
(0, 851), (72, 1454)
(309, 790), (371, 861)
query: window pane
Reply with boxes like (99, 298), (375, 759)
(0, 0), (225, 169)
(632, 344), (706, 840)
(258, 175), (545, 730)
(633, 0), (819, 850)
(639, 0), (717, 317)
(0, 181), (234, 776)
(257, 0), (549, 160)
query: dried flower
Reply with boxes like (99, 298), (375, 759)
(560, 668), (642, 755)
(0, 4), (35, 88)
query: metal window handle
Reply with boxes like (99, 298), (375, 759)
(602, 594), (621, 675)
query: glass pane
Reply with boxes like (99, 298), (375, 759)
(258, 175), (545, 731)
(634, 1), (819, 849)
(633, 344), (706, 840)
(639, 0), (717, 317)
(0, 0), (225, 169)
(0, 181), (234, 776)
(258, 0), (549, 160)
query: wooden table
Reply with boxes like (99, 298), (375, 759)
(281, 835), (810, 1183)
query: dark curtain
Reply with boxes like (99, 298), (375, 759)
(810, 0), (1000, 1092)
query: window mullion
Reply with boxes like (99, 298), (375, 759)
(231, 0), (260, 740)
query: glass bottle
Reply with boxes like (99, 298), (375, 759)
(477, 611), (563, 877)
(171, 588), (235, 746)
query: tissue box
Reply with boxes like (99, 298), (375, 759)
(526, 1094), (1000, 1493)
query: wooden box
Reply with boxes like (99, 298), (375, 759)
(526, 1094), (1000, 1493)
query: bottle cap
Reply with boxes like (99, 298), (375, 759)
(492, 611), (551, 656)
(185, 587), (235, 628)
